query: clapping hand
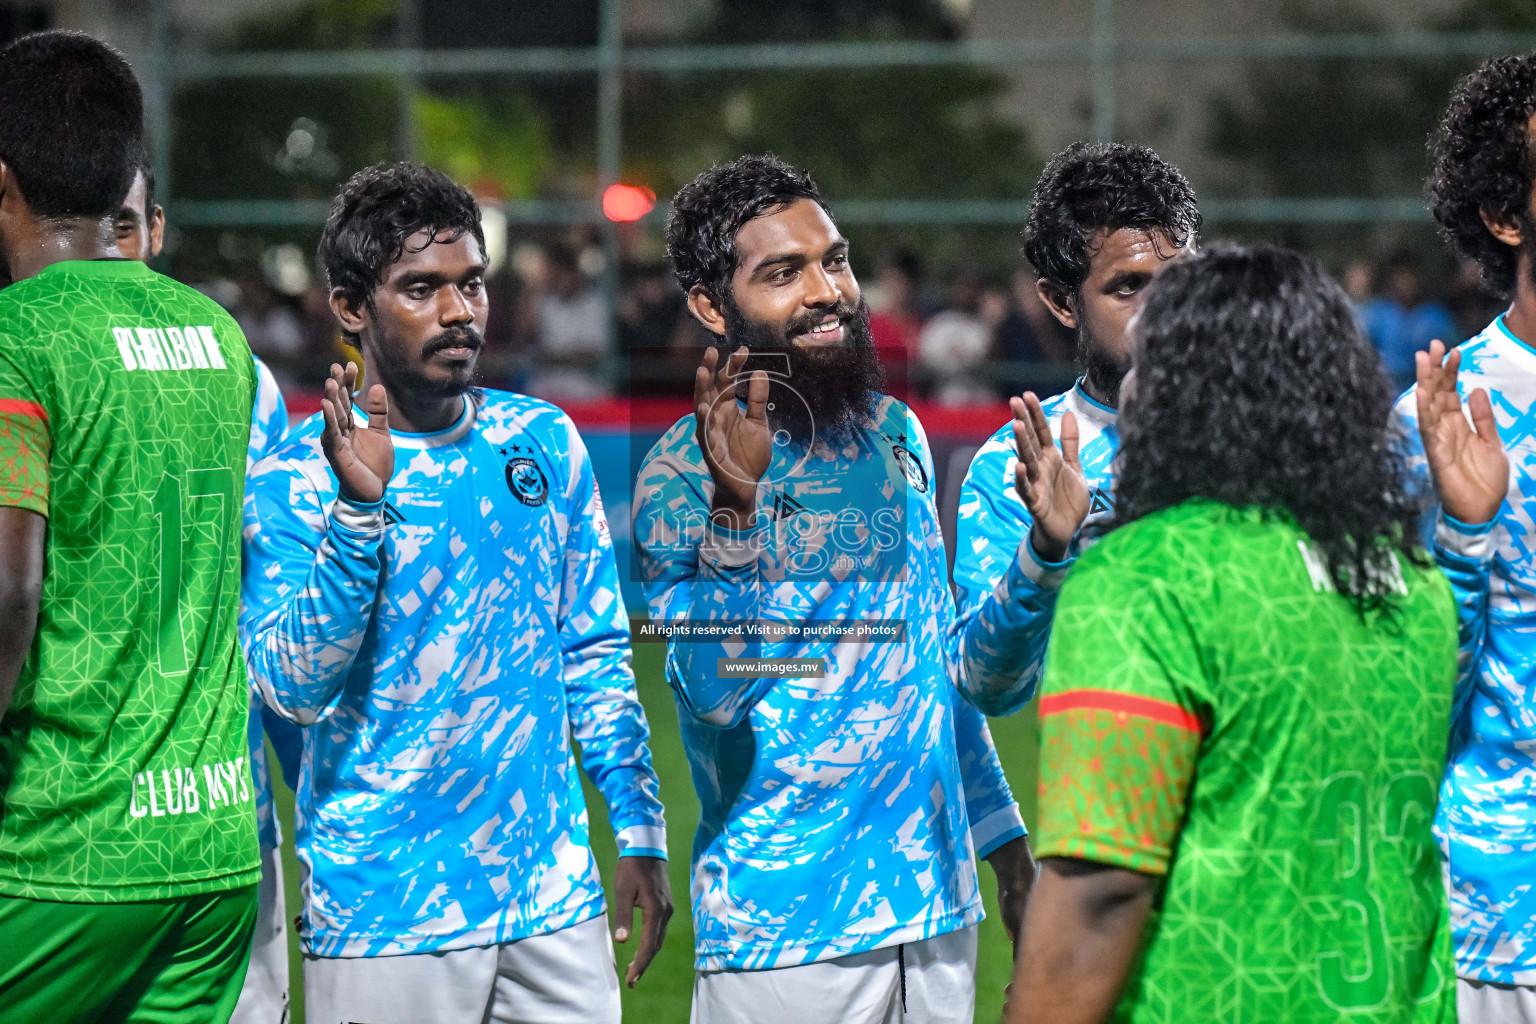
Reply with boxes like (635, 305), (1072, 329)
(1012, 392), (1090, 563)
(319, 362), (394, 505)
(695, 345), (771, 527)
(1415, 340), (1508, 526)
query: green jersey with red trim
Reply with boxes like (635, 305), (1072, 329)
(0, 259), (260, 902)
(1037, 500), (1457, 1023)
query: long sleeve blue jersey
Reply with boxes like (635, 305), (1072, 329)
(240, 389), (666, 957)
(246, 353), (299, 851)
(1395, 315), (1536, 985)
(950, 382), (1120, 716)
(633, 395), (1024, 972)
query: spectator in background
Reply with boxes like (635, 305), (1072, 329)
(1446, 255), (1507, 342)
(618, 259), (694, 398)
(527, 242), (610, 400)
(618, 259), (689, 353)
(1360, 249), (1461, 391)
(233, 265), (307, 390)
(868, 249), (925, 354)
(994, 267), (1075, 394)
(1341, 258), (1375, 306)
(867, 250), (925, 401)
(918, 265), (998, 405)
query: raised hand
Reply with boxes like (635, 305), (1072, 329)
(694, 345), (771, 526)
(319, 362), (394, 505)
(1416, 340), (1508, 526)
(1012, 392), (1091, 563)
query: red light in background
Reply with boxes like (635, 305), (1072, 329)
(603, 183), (656, 222)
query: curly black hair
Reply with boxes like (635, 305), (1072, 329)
(0, 31), (143, 219)
(1428, 55), (1536, 299)
(1023, 142), (1200, 292)
(318, 162), (484, 310)
(1112, 243), (1425, 611)
(666, 154), (828, 300)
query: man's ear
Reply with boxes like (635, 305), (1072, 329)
(330, 286), (370, 336)
(1480, 206), (1524, 249)
(148, 205), (166, 260)
(1036, 277), (1078, 330)
(687, 284), (729, 338)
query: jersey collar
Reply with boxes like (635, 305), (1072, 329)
(355, 393), (475, 449)
(1068, 378), (1118, 429)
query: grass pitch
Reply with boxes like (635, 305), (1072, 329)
(274, 639), (1040, 1022)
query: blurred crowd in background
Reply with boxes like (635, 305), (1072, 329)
(209, 231), (1505, 409)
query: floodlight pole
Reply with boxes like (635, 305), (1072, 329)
(1091, 0), (1116, 142)
(597, 0), (624, 362)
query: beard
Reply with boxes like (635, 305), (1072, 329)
(722, 297), (885, 447)
(1077, 321), (1131, 407)
(373, 323), (484, 403)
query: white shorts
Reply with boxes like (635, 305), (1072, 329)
(230, 843), (290, 1024)
(1460, 978), (1536, 1024)
(303, 913), (621, 1024)
(691, 925), (978, 1024)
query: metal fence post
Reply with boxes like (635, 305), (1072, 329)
(1091, 0), (1116, 142)
(146, 0), (173, 209)
(396, 0), (421, 161)
(597, 0), (624, 375)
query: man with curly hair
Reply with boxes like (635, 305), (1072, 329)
(633, 154), (1031, 1023)
(1008, 244), (1458, 1023)
(949, 142), (1199, 717)
(1396, 53), (1536, 1023)
(240, 162), (671, 1023)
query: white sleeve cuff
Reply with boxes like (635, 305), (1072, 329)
(971, 805), (1028, 858)
(700, 520), (764, 568)
(1435, 512), (1495, 563)
(329, 495), (385, 537)
(615, 824), (668, 859)
(1011, 535), (1074, 590)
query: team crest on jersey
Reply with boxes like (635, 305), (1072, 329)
(892, 444), (929, 494)
(505, 457), (549, 506)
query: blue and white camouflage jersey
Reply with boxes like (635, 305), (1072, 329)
(633, 394), (1024, 973)
(241, 388), (666, 958)
(246, 352), (299, 851)
(950, 382), (1119, 716)
(1395, 315), (1536, 985)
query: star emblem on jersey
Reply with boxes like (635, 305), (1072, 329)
(505, 457), (549, 507)
(891, 444), (928, 494)
(773, 491), (809, 520)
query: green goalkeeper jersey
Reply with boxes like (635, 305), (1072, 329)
(0, 259), (260, 902)
(1037, 500), (1457, 1023)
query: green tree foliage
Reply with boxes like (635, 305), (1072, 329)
(622, 0), (1038, 271)
(1206, 2), (1456, 200)
(414, 93), (551, 200)
(1201, 0), (1522, 259)
(172, 0), (559, 204)
(625, 0), (1035, 201)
